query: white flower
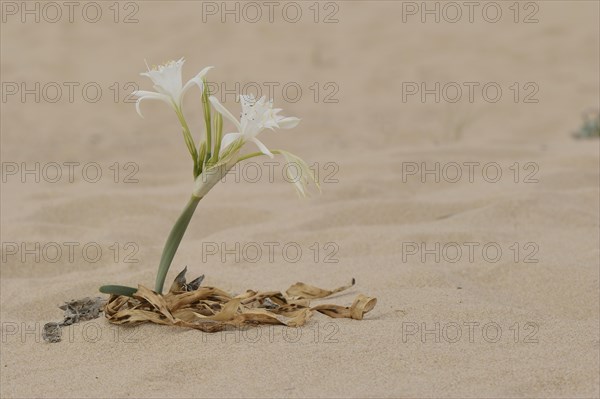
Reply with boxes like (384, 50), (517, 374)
(278, 150), (320, 197)
(209, 94), (300, 158)
(132, 58), (213, 117)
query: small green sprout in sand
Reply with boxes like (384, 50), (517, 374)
(573, 109), (600, 139)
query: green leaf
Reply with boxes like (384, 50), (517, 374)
(99, 285), (138, 297)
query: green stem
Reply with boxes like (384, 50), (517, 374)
(202, 79), (212, 164)
(235, 149), (285, 164)
(155, 195), (201, 293)
(235, 151), (265, 163)
(211, 112), (223, 165)
(175, 107), (200, 177)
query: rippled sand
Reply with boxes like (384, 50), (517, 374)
(1, 2), (599, 397)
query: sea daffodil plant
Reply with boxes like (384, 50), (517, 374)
(99, 59), (318, 297)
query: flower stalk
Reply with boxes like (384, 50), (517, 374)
(201, 78), (212, 165)
(154, 195), (201, 293)
(174, 107), (200, 177)
(212, 112), (223, 163)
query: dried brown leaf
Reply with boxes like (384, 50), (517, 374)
(312, 294), (377, 320)
(103, 269), (375, 334)
(286, 279), (356, 299)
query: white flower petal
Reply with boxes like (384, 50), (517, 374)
(196, 65), (214, 78)
(131, 91), (171, 118)
(240, 94), (256, 108)
(180, 79), (202, 104)
(181, 66), (214, 98)
(278, 117), (301, 129)
(140, 59), (185, 102)
(250, 137), (274, 158)
(256, 96), (267, 106)
(132, 90), (165, 99)
(278, 149), (320, 197)
(220, 132), (243, 152)
(209, 96), (242, 132)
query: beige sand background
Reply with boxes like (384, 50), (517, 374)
(1, 1), (599, 397)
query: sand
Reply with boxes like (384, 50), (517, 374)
(1, 1), (599, 397)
